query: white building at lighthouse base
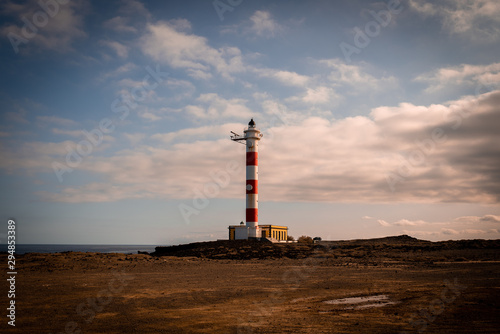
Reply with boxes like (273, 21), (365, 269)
(230, 223), (256, 240)
(228, 222), (288, 241)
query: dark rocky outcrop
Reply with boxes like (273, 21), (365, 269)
(151, 235), (500, 261)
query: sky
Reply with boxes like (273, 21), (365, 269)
(1, 0), (500, 245)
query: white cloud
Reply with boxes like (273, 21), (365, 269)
(37, 182), (154, 203)
(151, 123), (242, 144)
(221, 10), (290, 39)
(403, 230), (438, 237)
(454, 215), (500, 224)
(394, 219), (427, 226)
(102, 0), (151, 33)
(141, 20), (245, 80)
(258, 99), (304, 126)
(164, 78), (196, 100)
(463, 229), (487, 234)
(114, 76), (195, 122)
(138, 109), (161, 121)
(480, 215), (500, 223)
(320, 58), (398, 90)
(0, 136), (115, 176)
(301, 86), (339, 104)
(100, 40), (129, 58)
(415, 62), (500, 94)
(254, 68), (310, 87)
(184, 93), (253, 121)
(37, 115), (77, 127)
(97, 63), (137, 81)
(1, 0), (87, 53)
(441, 228), (459, 235)
(123, 133), (146, 146)
(274, 71), (309, 86)
(34, 138), (245, 203)
(0, 140), (74, 174)
(408, 0), (437, 15)
(5, 90), (500, 205)
(370, 102), (449, 136)
(383, 214), (500, 240)
(5, 108), (28, 124)
(248, 10), (284, 38)
(409, 0), (500, 41)
(118, 0), (151, 18)
(186, 69), (212, 80)
(133, 105), (182, 122)
(402, 228), (500, 239)
(442, 228), (497, 236)
(103, 16), (138, 33)
(377, 219), (427, 227)
(377, 219), (391, 227)
(117, 78), (147, 88)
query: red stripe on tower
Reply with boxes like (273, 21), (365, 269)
(246, 208), (258, 222)
(246, 152), (258, 165)
(246, 180), (258, 194)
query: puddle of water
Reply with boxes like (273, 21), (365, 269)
(322, 294), (400, 310)
(353, 301), (399, 310)
(323, 294), (389, 305)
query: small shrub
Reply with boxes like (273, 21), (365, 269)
(298, 235), (313, 244)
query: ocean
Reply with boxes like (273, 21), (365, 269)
(1, 244), (159, 254)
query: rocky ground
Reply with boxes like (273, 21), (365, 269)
(1, 235), (499, 333)
(153, 235), (500, 263)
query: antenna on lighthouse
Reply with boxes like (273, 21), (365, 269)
(230, 129), (245, 143)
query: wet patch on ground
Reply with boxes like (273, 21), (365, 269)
(322, 294), (399, 310)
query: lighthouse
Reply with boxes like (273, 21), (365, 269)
(228, 119), (289, 241)
(230, 119), (262, 239)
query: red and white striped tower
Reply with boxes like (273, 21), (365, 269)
(231, 119), (263, 239)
